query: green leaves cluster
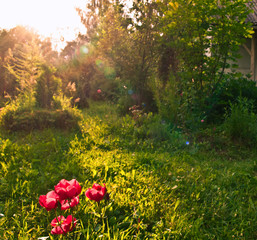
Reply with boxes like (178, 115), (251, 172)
(161, 0), (252, 87)
(153, 0), (254, 123)
(0, 27), (58, 104)
(75, 0), (254, 123)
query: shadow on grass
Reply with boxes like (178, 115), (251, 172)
(1, 103), (257, 239)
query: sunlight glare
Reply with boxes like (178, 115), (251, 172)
(0, 0), (86, 50)
(80, 46), (89, 54)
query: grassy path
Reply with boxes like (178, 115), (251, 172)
(0, 102), (257, 239)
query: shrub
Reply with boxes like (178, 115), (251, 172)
(0, 87), (83, 132)
(206, 73), (257, 122)
(0, 108), (81, 131)
(151, 77), (181, 124)
(116, 94), (137, 115)
(35, 64), (62, 108)
(223, 97), (257, 145)
(52, 94), (73, 110)
(111, 111), (188, 151)
(139, 114), (187, 148)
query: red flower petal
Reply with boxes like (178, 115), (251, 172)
(46, 190), (59, 200)
(51, 226), (64, 235)
(39, 195), (46, 208)
(60, 196), (79, 210)
(51, 215), (76, 235)
(55, 179), (81, 200)
(92, 183), (102, 190)
(39, 191), (59, 211)
(45, 198), (57, 210)
(51, 216), (66, 227)
(59, 179), (69, 187)
(85, 184), (107, 202)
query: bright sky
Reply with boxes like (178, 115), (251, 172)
(0, 0), (87, 51)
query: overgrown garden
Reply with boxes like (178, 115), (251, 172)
(0, 0), (257, 239)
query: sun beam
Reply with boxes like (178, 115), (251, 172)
(0, 0), (86, 50)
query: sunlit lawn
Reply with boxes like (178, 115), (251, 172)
(0, 102), (257, 239)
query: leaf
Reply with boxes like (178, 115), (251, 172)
(94, 224), (102, 232)
(0, 161), (8, 173)
(249, 197), (255, 210)
(131, 169), (135, 180)
(174, 199), (180, 212)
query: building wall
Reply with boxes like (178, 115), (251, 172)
(237, 38), (251, 73)
(229, 35), (257, 81)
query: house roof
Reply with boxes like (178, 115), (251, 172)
(247, 1), (257, 25)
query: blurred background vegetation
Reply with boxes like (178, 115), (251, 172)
(0, 0), (255, 133)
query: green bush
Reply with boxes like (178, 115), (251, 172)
(206, 74), (257, 122)
(0, 87), (82, 132)
(141, 114), (187, 148)
(0, 108), (81, 131)
(35, 64), (62, 108)
(152, 77), (181, 124)
(116, 95), (137, 115)
(109, 111), (188, 151)
(224, 97), (257, 145)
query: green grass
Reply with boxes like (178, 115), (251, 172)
(0, 101), (257, 239)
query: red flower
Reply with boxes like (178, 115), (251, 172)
(51, 215), (76, 235)
(60, 196), (79, 210)
(39, 190), (59, 211)
(85, 183), (107, 202)
(55, 179), (81, 200)
(97, 89), (102, 93)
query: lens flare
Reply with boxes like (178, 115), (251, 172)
(95, 60), (116, 79)
(95, 59), (104, 68)
(80, 46), (89, 54)
(104, 66), (116, 79)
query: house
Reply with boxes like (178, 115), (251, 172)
(235, 1), (257, 80)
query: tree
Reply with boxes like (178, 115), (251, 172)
(4, 39), (42, 104)
(76, 0), (114, 42)
(35, 64), (62, 108)
(0, 26), (37, 99)
(0, 26), (59, 103)
(83, 1), (159, 108)
(152, 0), (253, 123)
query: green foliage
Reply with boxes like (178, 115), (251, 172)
(0, 108), (81, 131)
(1, 0), (257, 238)
(0, 91), (81, 132)
(224, 97), (257, 145)
(90, 4), (157, 108)
(0, 27), (38, 99)
(116, 95), (137, 116)
(0, 66), (80, 132)
(35, 64), (62, 108)
(152, 0), (253, 125)
(0, 102), (257, 239)
(0, 93), (36, 124)
(52, 94), (73, 110)
(5, 39), (43, 100)
(58, 43), (120, 108)
(206, 73), (257, 122)
(0, 26), (58, 106)
(64, 0), (254, 129)
(151, 76), (181, 124)
(139, 113), (187, 149)
(152, 75), (206, 131)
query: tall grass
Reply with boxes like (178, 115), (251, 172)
(224, 97), (257, 145)
(0, 102), (256, 239)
